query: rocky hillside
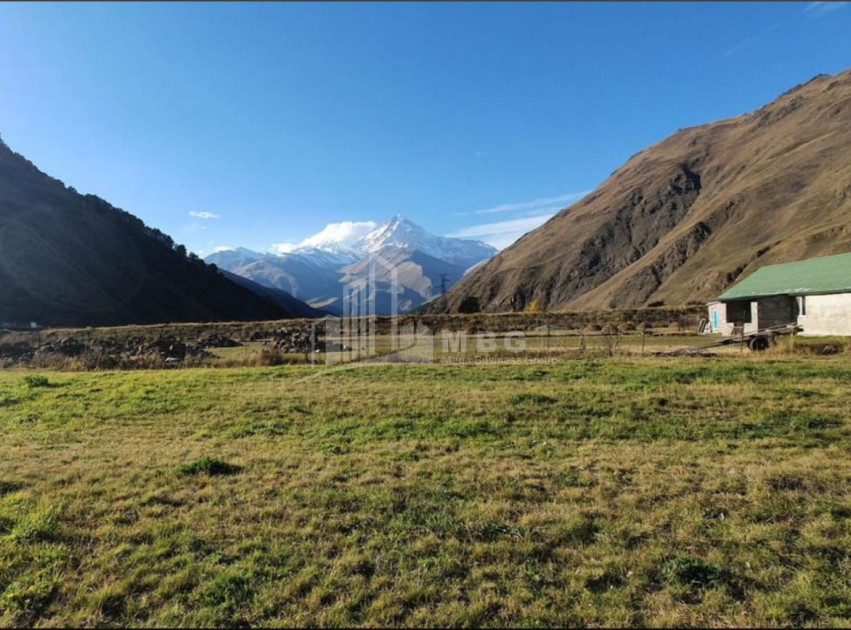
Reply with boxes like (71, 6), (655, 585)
(429, 69), (851, 313)
(0, 139), (309, 327)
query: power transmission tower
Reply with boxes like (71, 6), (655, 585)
(439, 273), (449, 296)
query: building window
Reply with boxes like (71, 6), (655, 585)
(797, 296), (806, 317)
(727, 300), (752, 324)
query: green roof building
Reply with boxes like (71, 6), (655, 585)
(707, 252), (851, 337)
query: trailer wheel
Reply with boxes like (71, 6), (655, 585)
(748, 335), (771, 352)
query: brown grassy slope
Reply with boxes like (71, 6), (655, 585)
(432, 69), (851, 313)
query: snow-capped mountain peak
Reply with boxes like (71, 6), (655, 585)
(288, 244), (361, 267)
(354, 216), (497, 268)
(355, 216), (429, 253)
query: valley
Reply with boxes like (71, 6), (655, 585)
(1, 7), (849, 626)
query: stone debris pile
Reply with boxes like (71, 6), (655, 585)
(0, 334), (217, 367)
(198, 334), (242, 348)
(268, 327), (324, 354)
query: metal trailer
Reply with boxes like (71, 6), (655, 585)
(662, 324), (802, 356)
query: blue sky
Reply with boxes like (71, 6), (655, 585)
(0, 2), (849, 253)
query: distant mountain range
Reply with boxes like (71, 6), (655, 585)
(0, 138), (316, 327)
(426, 69), (851, 314)
(218, 270), (324, 318)
(206, 216), (497, 315)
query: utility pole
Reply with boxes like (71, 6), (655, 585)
(546, 308), (550, 354)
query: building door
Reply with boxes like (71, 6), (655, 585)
(712, 309), (718, 332)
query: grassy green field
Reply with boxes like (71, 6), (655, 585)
(1, 355), (850, 627)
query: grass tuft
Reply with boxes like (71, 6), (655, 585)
(509, 392), (557, 405)
(9, 503), (60, 543)
(21, 375), (51, 388)
(177, 457), (241, 477)
(661, 555), (722, 590)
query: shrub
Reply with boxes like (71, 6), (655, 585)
(28, 352), (79, 371)
(524, 300), (542, 314)
(248, 346), (303, 367)
(600, 325), (621, 357)
(458, 296), (481, 314)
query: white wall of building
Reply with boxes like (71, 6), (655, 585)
(706, 301), (759, 335)
(707, 293), (851, 337)
(798, 292), (851, 336)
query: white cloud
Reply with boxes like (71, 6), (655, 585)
(466, 190), (590, 216)
(189, 211), (221, 220)
(719, 2), (844, 60)
(719, 37), (754, 59)
(804, 1), (847, 15)
(213, 246), (234, 253)
(300, 220), (378, 248)
(447, 213), (557, 250)
(270, 242), (299, 254)
(269, 221), (378, 254)
(267, 220), (378, 255)
(446, 190), (591, 248)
